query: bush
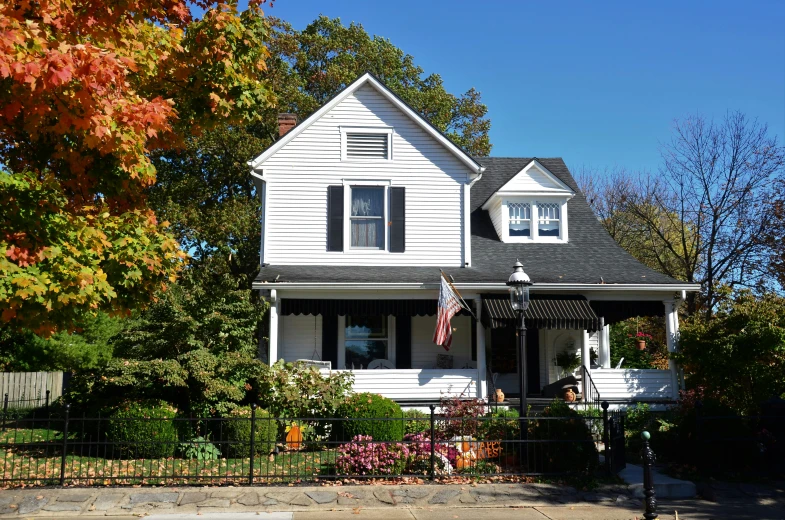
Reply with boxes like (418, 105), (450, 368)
(334, 393), (404, 442)
(220, 406), (278, 458)
(106, 399), (181, 459)
(530, 399), (598, 474)
(335, 435), (408, 475)
(403, 409), (429, 435)
(439, 396), (486, 438)
(479, 407), (520, 440)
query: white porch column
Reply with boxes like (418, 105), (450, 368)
(581, 329), (591, 395)
(268, 289), (279, 366)
(602, 322), (612, 368)
(598, 317), (611, 369)
(474, 297), (487, 400)
(664, 299), (680, 398)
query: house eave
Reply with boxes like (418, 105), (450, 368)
(252, 281), (702, 292)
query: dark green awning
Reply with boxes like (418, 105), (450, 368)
(481, 295), (600, 331)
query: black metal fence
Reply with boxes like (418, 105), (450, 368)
(0, 402), (625, 486)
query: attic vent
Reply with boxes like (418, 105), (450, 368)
(346, 133), (389, 159)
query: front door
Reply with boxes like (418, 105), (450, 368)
(490, 326), (540, 397)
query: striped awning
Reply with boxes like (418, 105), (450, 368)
(481, 295), (600, 331)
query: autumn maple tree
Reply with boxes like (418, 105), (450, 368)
(0, 0), (273, 334)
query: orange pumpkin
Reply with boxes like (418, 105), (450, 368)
(286, 425), (303, 450)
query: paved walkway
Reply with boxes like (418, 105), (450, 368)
(0, 481), (782, 519)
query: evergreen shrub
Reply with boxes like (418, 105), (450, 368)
(106, 399), (181, 459)
(220, 406), (278, 458)
(334, 393), (404, 442)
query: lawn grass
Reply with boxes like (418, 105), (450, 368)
(1, 443), (337, 486)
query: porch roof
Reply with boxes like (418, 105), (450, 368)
(481, 294), (600, 331)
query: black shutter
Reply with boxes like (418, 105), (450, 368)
(395, 316), (411, 369)
(390, 187), (405, 253)
(322, 314), (338, 368)
(327, 186), (344, 252)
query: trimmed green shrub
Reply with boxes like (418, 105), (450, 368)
(106, 399), (181, 459)
(403, 409), (429, 435)
(221, 406), (278, 458)
(334, 393), (404, 442)
(530, 399), (598, 474)
(479, 407), (520, 440)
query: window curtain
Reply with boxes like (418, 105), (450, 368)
(351, 187), (384, 248)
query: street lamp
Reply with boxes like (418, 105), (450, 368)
(507, 260), (532, 466)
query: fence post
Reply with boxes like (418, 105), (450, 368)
(641, 430), (658, 520)
(249, 403), (257, 485)
(601, 401), (610, 475)
(1, 393), (7, 432)
(60, 404), (70, 486)
(429, 404), (436, 481)
(45, 390), (51, 415)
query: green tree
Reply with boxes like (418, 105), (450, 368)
(0, 312), (121, 372)
(674, 291), (785, 414)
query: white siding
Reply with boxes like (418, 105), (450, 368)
(496, 163), (566, 193)
(279, 314), (323, 362)
(590, 369), (676, 400)
(489, 197), (503, 240)
(411, 316), (475, 370)
(322, 369), (478, 400)
(262, 84), (473, 266)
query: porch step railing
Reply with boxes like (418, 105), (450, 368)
(580, 365), (601, 411)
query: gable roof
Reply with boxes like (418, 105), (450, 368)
(248, 72), (485, 175)
(252, 157), (694, 288)
(486, 159), (575, 204)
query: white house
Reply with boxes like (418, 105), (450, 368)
(248, 73), (700, 406)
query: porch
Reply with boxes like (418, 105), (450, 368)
(266, 292), (682, 404)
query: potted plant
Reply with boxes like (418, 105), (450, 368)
(634, 332), (653, 351)
(554, 350), (581, 378)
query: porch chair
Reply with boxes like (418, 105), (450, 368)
(367, 359), (395, 369)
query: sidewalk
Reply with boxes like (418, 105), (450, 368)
(0, 482), (783, 520)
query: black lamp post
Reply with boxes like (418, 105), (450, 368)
(507, 261), (532, 464)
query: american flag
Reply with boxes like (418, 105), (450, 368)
(433, 273), (465, 350)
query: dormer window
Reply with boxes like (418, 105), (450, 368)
(481, 159), (575, 244)
(341, 127), (394, 161)
(509, 202), (531, 237)
(498, 198), (569, 243)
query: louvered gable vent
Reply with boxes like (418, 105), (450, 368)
(346, 133), (389, 159)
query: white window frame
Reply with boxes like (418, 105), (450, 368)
(343, 180), (391, 252)
(337, 315), (397, 370)
(501, 196), (569, 243)
(340, 126), (394, 162)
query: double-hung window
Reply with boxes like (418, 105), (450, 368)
(508, 202), (531, 237)
(344, 316), (389, 369)
(537, 202), (560, 237)
(502, 199), (567, 242)
(350, 186), (385, 249)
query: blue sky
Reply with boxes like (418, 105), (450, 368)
(260, 0), (785, 173)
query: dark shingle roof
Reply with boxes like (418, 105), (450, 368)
(253, 157), (684, 286)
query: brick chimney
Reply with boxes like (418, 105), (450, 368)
(278, 113), (297, 137)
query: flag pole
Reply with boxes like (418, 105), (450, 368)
(440, 270), (477, 321)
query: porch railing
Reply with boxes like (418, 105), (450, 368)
(580, 365), (601, 411)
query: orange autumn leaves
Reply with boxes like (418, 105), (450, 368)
(0, 1), (273, 333)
